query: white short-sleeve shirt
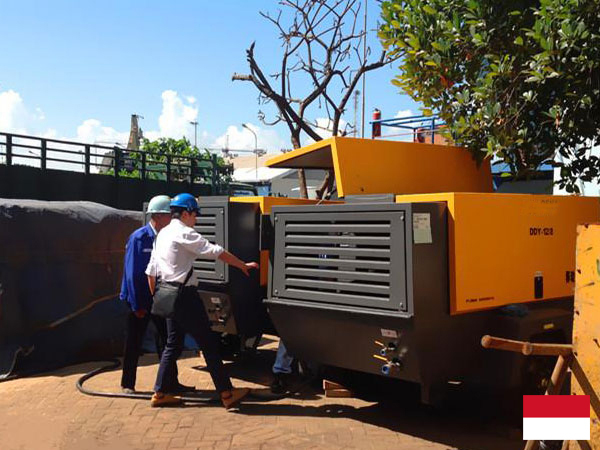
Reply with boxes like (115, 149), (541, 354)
(146, 218), (224, 284)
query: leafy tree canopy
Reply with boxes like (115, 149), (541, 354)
(111, 137), (231, 187)
(379, 0), (600, 192)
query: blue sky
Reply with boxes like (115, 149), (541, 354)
(0, 0), (420, 152)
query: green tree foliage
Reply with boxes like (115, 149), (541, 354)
(379, 0), (600, 192)
(111, 137), (232, 187)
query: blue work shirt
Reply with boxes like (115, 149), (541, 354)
(119, 223), (156, 312)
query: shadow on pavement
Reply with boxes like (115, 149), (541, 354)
(238, 399), (521, 450)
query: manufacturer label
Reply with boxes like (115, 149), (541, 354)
(465, 296), (495, 303)
(381, 329), (398, 338)
(413, 213), (432, 244)
(530, 227), (554, 236)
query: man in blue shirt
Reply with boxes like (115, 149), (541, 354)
(120, 195), (190, 393)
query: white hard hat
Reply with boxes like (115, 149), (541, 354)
(146, 195), (171, 214)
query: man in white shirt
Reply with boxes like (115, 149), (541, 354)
(146, 193), (258, 409)
(119, 195), (191, 394)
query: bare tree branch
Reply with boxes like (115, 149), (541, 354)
(232, 0), (394, 198)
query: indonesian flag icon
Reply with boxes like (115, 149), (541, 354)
(523, 395), (590, 440)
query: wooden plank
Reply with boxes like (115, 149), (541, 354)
(324, 388), (354, 398)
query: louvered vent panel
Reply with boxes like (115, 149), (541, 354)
(192, 206), (226, 283)
(272, 210), (407, 312)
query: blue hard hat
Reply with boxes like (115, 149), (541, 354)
(170, 193), (199, 213)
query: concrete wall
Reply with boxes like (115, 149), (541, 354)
(0, 165), (213, 211)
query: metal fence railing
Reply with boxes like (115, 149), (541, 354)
(371, 114), (444, 143)
(0, 131), (232, 188)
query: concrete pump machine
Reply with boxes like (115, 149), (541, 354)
(262, 137), (599, 403)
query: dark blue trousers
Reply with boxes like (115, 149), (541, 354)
(121, 311), (178, 390)
(154, 286), (233, 394)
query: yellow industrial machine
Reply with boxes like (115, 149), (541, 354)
(263, 137), (600, 403)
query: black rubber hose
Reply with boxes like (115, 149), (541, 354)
(0, 374), (18, 383)
(76, 359), (217, 403)
(76, 359), (317, 402)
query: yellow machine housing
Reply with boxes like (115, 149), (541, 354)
(397, 193), (600, 314)
(266, 137), (493, 196)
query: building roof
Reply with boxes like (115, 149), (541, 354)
(233, 166), (292, 183)
(226, 153), (293, 183)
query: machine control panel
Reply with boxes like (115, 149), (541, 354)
(197, 291), (235, 333)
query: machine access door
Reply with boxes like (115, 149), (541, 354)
(192, 206), (227, 283)
(271, 205), (409, 314)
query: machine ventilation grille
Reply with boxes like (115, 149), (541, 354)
(272, 209), (407, 312)
(192, 206), (226, 283)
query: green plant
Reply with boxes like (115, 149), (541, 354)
(379, 0), (600, 192)
(108, 138), (232, 187)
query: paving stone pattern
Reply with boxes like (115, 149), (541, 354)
(0, 337), (521, 450)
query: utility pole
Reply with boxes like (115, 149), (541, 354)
(189, 121), (198, 149)
(361, 0), (368, 138)
(353, 90), (360, 137)
(242, 123), (258, 181)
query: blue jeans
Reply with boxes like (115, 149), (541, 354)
(272, 340), (294, 375)
(154, 287), (233, 394)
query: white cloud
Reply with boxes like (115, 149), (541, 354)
(72, 90), (199, 144)
(75, 119), (129, 145)
(395, 109), (413, 118)
(0, 88), (205, 172)
(314, 117), (348, 139)
(154, 90), (198, 140)
(0, 89), (46, 134)
(42, 129), (58, 139)
(213, 123), (287, 153)
(1, 88), (203, 149)
(301, 117), (349, 145)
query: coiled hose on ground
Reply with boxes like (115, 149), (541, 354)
(75, 358), (315, 403)
(75, 358), (217, 403)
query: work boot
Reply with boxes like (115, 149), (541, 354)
(221, 387), (250, 411)
(150, 392), (181, 407)
(270, 373), (288, 395)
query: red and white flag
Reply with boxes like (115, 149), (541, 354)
(523, 395), (590, 440)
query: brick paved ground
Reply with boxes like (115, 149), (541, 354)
(0, 337), (521, 450)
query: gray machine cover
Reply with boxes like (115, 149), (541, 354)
(0, 199), (141, 378)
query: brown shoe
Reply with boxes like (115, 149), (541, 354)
(150, 392), (181, 407)
(221, 387), (250, 411)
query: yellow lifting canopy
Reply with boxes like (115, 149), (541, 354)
(265, 137), (493, 197)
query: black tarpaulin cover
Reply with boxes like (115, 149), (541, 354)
(0, 199), (141, 377)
